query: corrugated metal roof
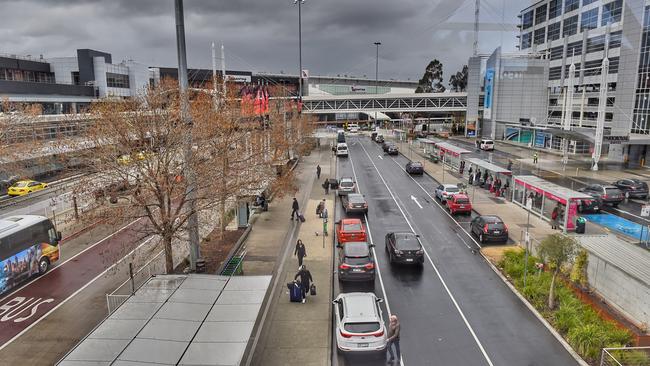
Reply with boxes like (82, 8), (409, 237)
(436, 142), (471, 154)
(575, 234), (650, 286)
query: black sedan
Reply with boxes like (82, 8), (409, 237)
(387, 145), (399, 155)
(376, 135), (385, 143)
(612, 179), (649, 199)
(337, 241), (376, 283)
(470, 215), (509, 244)
(577, 193), (603, 213)
(406, 161), (424, 175)
(578, 184), (624, 207)
(342, 193), (368, 214)
(385, 232), (424, 265)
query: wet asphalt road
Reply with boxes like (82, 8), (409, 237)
(333, 136), (577, 366)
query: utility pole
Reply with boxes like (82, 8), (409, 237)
(295, 0), (305, 101)
(374, 42), (381, 126)
(221, 43), (226, 98)
(592, 26), (610, 171)
(211, 42), (218, 110)
(175, 0), (200, 271)
(561, 51), (575, 169)
(473, 0), (480, 56)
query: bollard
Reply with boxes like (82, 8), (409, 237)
(129, 263), (135, 295)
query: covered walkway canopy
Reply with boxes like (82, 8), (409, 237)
(464, 158), (512, 175)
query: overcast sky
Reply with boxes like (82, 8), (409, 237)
(0, 0), (524, 84)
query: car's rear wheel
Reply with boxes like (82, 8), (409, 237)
(38, 257), (50, 274)
(479, 234), (485, 243)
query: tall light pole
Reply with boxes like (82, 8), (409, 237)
(174, 0), (200, 271)
(295, 0), (305, 101)
(374, 42), (381, 127)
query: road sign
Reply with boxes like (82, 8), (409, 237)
(641, 205), (650, 217)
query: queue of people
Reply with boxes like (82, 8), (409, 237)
(466, 165), (510, 199)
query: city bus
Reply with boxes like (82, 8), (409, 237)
(0, 215), (61, 294)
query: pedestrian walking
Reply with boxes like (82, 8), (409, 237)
(459, 160), (465, 175)
(294, 239), (306, 268)
(507, 160), (513, 171)
(294, 265), (313, 303)
(468, 166), (473, 177)
(551, 206), (560, 229)
(316, 165), (321, 179)
(316, 199), (325, 217)
(386, 314), (401, 363)
(533, 152), (539, 164)
(322, 179), (329, 194)
(291, 197), (299, 220)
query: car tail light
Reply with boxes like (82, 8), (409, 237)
(602, 194), (608, 199)
(372, 330), (384, 337)
(363, 203), (368, 208)
(483, 224), (489, 233)
(340, 330), (353, 338)
(395, 250), (403, 255)
(416, 249), (424, 255)
(339, 263), (351, 270)
(364, 263), (375, 270)
(504, 224), (508, 233)
(348, 203), (353, 209)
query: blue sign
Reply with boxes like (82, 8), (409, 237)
(484, 69), (494, 119)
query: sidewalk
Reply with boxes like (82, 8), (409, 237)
(246, 145), (334, 366)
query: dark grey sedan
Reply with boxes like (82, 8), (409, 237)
(342, 193), (368, 214)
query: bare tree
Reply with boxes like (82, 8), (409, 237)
(72, 80), (309, 273)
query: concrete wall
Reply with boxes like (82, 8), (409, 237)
(587, 252), (650, 331)
(466, 56), (482, 134)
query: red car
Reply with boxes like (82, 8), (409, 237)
(336, 218), (368, 243)
(447, 194), (472, 215)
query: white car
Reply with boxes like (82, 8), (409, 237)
(338, 177), (356, 196)
(348, 124), (360, 133)
(434, 183), (460, 203)
(336, 143), (349, 157)
(333, 292), (387, 355)
(479, 139), (495, 151)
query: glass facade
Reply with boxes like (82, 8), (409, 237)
(632, 6), (650, 134)
(0, 68), (55, 83)
(565, 0), (579, 13)
(535, 4), (547, 25)
(106, 72), (130, 89)
(523, 10), (534, 29)
(548, 0), (562, 19)
(602, 0), (623, 26)
(583, 0), (598, 4)
(534, 27), (546, 45)
(563, 15), (579, 37)
(548, 21), (562, 41)
(580, 8), (599, 31)
(522, 32), (532, 49)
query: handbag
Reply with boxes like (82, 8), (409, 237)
(310, 283), (316, 296)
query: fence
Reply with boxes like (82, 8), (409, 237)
(601, 347), (650, 366)
(106, 250), (166, 314)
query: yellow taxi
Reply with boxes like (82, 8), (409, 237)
(7, 180), (48, 196)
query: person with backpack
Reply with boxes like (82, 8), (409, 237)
(294, 265), (313, 303)
(294, 239), (306, 268)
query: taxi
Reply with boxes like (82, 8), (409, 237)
(7, 180), (48, 196)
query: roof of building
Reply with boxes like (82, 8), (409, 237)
(574, 234), (650, 286)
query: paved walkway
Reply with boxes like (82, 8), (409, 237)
(245, 145), (334, 366)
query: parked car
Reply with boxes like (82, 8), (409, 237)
(338, 177), (356, 196)
(470, 215), (508, 244)
(337, 130), (346, 144)
(576, 194), (603, 213)
(348, 124), (360, 133)
(578, 184), (624, 207)
(405, 161), (424, 175)
(7, 180), (48, 196)
(375, 135), (385, 143)
(333, 292), (387, 355)
(336, 143), (349, 157)
(612, 179), (649, 199)
(337, 218), (368, 243)
(371, 132), (378, 141)
(447, 194), (472, 215)
(385, 232), (424, 265)
(479, 139), (495, 151)
(341, 193), (368, 214)
(381, 141), (392, 152)
(337, 241), (376, 283)
(434, 184), (460, 204)
(386, 145), (399, 155)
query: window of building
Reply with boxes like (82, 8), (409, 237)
(609, 30), (622, 49)
(534, 27), (546, 44)
(607, 97), (615, 106)
(583, 0), (598, 5)
(581, 8), (599, 32)
(586, 34), (606, 53)
(609, 56), (620, 74)
(523, 10), (534, 29)
(632, 6), (650, 134)
(548, 0), (562, 19)
(565, 0), (579, 13)
(583, 59), (604, 76)
(565, 62), (581, 77)
(602, 0), (623, 26)
(563, 15), (579, 37)
(72, 72), (80, 85)
(549, 66), (563, 80)
(106, 72), (130, 89)
(536, 4), (547, 24)
(567, 40), (582, 57)
(547, 22), (562, 41)
(0, 68), (54, 83)
(550, 45), (564, 60)
(522, 32), (533, 49)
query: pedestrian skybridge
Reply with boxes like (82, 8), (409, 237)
(302, 92), (468, 114)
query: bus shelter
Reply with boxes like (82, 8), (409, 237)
(392, 129), (407, 141)
(512, 175), (593, 232)
(415, 138), (442, 156)
(463, 158), (512, 196)
(434, 142), (471, 169)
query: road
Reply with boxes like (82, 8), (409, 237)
(334, 135), (577, 366)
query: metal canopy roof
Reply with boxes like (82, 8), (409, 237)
(58, 274), (271, 366)
(574, 234), (650, 286)
(464, 158), (512, 175)
(435, 142), (471, 155)
(514, 175), (592, 201)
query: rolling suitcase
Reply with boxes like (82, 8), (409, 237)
(288, 281), (302, 302)
(298, 212), (306, 223)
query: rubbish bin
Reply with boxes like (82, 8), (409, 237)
(575, 217), (586, 234)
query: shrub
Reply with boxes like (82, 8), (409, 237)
(568, 324), (607, 361)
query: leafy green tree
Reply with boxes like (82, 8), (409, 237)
(449, 65), (468, 92)
(538, 233), (577, 309)
(416, 59), (445, 93)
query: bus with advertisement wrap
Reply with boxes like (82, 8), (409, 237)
(0, 215), (61, 294)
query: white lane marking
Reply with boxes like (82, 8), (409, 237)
(0, 235), (156, 351)
(348, 147), (403, 366)
(358, 141), (494, 366)
(378, 155), (384, 160)
(0, 218), (144, 302)
(410, 195), (423, 209)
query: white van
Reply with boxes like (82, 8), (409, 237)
(479, 139), (495, 151)
(336, 143), (349, 157)
(348, 124), (360, 133)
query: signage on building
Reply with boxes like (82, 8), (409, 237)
(483, 69), (494, 120)
(603, 135), (629, 144)
(350, 85), (367, 93)
(225, 74), (251, 83)
(301, 69), (309, 79)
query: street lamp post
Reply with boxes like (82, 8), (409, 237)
(374, 42), (381, 127)
(295, 0), (305, 101)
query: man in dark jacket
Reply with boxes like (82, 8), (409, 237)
(316, 165), (321, 179)
(294, 265), (313, 303)
(294, 239), (306, 268)
(291, 197), (300, 220)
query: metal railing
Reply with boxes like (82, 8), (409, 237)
(601, 346), (650, 366)
(106, 250), (166, 314)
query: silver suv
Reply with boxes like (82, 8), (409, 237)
(333, 292), (387, 354)
(337, 177), (356, 196)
